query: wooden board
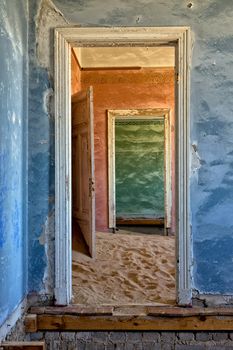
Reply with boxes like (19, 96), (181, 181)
(0, 342), (45, 350)
(25, 306), (233, 332)
(24, 314), (37, 333)
(32, 314), (233, 331)
(72, 87), (95, 257)
(30, 305), (113, 316)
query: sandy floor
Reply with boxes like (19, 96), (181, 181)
(72, 229), (176, 306)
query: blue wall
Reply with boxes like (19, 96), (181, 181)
(27, 0), (55, 293)
(0, 0), (28, 326)
(0, 1), (233, 324)
(55, 0), (233, 294)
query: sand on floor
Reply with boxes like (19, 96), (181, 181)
(72, 231), (176, 306)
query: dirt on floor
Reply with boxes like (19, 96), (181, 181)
(72, 229), (176, 306)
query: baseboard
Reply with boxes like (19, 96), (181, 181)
(0, 297), (28, 342)
(116, 218), (164, 226)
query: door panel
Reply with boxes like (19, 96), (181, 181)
(72, 87), (95, 257)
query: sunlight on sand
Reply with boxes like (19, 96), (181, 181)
(72, 231), (176, 306)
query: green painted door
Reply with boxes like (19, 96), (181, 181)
(115, 118), (165, 219)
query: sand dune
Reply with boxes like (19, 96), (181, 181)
(72, 231), (176, 306)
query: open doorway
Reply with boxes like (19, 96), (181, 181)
(54, 27), (191, 307)
(71, 46), (177, 305)
(108, 108), (172, 236)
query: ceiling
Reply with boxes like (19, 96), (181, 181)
(73, 47), (175, 68)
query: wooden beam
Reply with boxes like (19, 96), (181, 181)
(25, 307), (233, 332)
(0, 342), (45, 350)
(30, 305), (113, 316)
(24, 314), (37, 333)
(29, 305), (233, 317)
(34, 314), (233, 331)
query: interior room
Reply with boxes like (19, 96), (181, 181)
(3, 2), (233, 347)
(71, 46), (176, 306)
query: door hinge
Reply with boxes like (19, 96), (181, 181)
(89, 178), (95, 196)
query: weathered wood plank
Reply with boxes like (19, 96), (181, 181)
(0, 341), (45, 349)
(24, 315), (37, 333)
(25, 307), (233, 332)
(147, 306), (233, 317)
(29, 305), (233, 317)
(34, 314), (233, 331)
(30, 305), (113, 316)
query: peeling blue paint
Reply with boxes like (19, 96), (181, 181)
(27, 0), (55, 293)
(0, 0), (28, 327)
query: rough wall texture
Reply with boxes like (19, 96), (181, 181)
(27, 0), (67, 294)
(6, 321), (233, 349)
(81, 68), (175, 232)
(28, 0), (233, 295)
(0, 0), (28, 327)
(27, 330), (233, 349)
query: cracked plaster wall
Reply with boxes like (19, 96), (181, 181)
(27, 0), (67, 294)
(0, 0), (28, 326)
(28, 0), (233, 296)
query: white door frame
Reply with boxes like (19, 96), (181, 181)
(54, 27), (192, 306)
(108, 109), (172, 232)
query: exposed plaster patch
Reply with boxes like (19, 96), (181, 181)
(193, 293), (233, 307)
(191, 143), (201, 179)
(37, 139), (48, 145)
(39, 211), (55, 296)
(35, 0), (69, 70)
(43, 87), (54, 116)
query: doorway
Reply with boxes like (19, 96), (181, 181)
(108, 109), (172, 235)
(71, 54), (177, 305)
(54, 27), (191, 306)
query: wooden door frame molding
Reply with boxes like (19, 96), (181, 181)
(108, 109), (172, 233)
(54, 27), (192, 306)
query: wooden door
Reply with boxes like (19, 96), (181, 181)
(72, 87), (95, 257)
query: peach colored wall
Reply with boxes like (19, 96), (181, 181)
(81, 68), (175, 233)
(71, 49), (81, 95)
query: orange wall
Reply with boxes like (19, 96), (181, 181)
(80, 68), (175, 233)
(71, 49), (81, 95)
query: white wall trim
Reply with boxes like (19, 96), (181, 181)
(54, 27), (191, 306)
(54, 30), (72, 305)
(0, 297), (28, 341)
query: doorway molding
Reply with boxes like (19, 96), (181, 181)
(54, 27), (191, 306)
(108, 109), (172, 233)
